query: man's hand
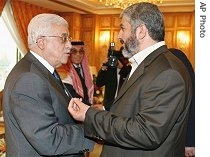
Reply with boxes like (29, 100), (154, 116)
(68, 98), (90, 121)
(185, 147), (195, 157)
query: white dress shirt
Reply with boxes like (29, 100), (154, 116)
(128, 41), (165, 79)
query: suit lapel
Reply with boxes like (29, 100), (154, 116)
(114, 61), (145, 102)
(25, 52), (50, 79)
(25, 53), (69, 100)
(114, 45), (168, 103)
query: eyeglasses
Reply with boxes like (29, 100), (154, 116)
(70, 48), (85, 55)
(41, 33), (72, 43)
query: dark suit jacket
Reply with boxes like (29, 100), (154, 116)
(96, 66), (131, 110)
(3, 52), (94, 157)
(84, 45), (192, 157)
(96, 67), (118, 110)
(170, 48), (195, 147)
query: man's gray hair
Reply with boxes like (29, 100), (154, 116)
(28, 13), (68, 45)
(120, 2), (165, 41)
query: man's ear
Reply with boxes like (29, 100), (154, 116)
(136, 24), (147, 40)
(36, 38), (45, 50)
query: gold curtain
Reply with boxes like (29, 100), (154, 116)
(10, 0), (55, 52)
(0, 0), (6, 15)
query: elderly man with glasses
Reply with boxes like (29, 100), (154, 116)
(3, 13), (94, 157)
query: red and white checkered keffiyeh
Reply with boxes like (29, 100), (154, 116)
(62, 46), (94, 104)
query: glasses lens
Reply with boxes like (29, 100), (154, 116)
(79, 49), (85, 54)
(71, 48), (77, 54)
(61, 33), (71, 43)
(71, 48), (84, 54)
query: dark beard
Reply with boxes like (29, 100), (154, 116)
(122, 34), (139, 58)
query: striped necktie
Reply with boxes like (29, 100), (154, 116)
(53, 70), (72, 98)
(53, 70), (64, 88)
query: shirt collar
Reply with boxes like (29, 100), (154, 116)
(30, 50), (54, 74)
(129, 41), (165, 66)
(128, 41), (165, 78)
(73, 64), (81, 68)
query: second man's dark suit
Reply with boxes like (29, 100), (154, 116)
(83, 45), (192, 157)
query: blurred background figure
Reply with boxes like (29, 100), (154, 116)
(60, 41), (94, 105)
(96, 45), (131, 110)
(169, 48), (195, 157)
